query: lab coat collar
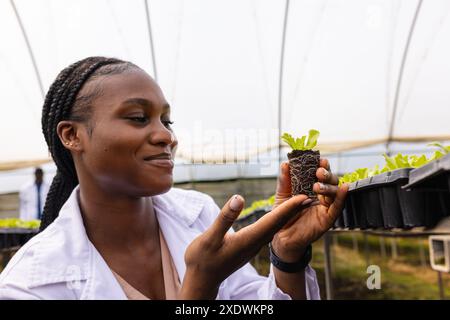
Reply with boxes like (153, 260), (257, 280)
(152, 188), (205, 226)
(29, 185), (205, 297)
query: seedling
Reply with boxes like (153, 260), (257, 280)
(281, 129), (320, 198)
(338, 143), (450, 186)
(239, 195), (275, 218)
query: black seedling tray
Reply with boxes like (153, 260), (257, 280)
(333, 211), (345, 229)
(404, 153), (450, 218)
(353, 177), (384, 228)
(0, 228), (38, 250)
(404, 153), (450, 191)
(233, 208), (270, 231)
(333, 197), (354, 229)
(344, 168), (440, 229)
(342, 196), (355, 228)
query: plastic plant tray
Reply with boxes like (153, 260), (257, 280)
(0, 228), (38, 250)
(233, 208), (270, 231)
(333, 210), (345, 229)
(404, 152), (450, 191)
(404, 153), (450, 219)
(345, 168), (435, 229)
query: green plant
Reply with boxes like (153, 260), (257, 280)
(339, 170), (367, 185)
(0, 218), (41, 229)
(281, 129), (320, 151)
(382, 153), (426, 170)
(338, 142), (450, 186)
(427, 142), (450, 161)
(239, 195), (275, 218)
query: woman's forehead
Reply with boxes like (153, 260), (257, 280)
(88, 69), (167, 109)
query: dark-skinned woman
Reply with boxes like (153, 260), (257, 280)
(0, 57), (348, 300)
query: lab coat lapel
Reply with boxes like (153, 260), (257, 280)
(153, 190), (205, 284)
(82, 244), (128, 300)
(155, 208), (202, 284)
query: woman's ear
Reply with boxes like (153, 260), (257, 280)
(57, 121), (84, 152)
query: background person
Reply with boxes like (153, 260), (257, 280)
(19, 167), (49, 221)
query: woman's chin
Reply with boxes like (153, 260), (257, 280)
(139, 179), (173, 197)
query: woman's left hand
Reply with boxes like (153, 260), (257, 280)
(271, 158), (349, 262)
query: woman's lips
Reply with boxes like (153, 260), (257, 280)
(144, 158), (174, 169)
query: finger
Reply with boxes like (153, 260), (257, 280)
(275, 162), (292, 204)
(316, 167), (339, 185)
(283, 198), (320, 229)
(320, 158), (331, 171)
(241, 194), (310, 247)
(206, 195), (245, 246)
(313, 182), (339, 197)
(318, 194), (333, 207)
(327, 183), (349, 222)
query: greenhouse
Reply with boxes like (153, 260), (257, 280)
(0, 0), (449, 302)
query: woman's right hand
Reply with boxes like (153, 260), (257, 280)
(179, 193), (311, 299)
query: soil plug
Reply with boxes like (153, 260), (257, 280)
(282, 129), (320, 198)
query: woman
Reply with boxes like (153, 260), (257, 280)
(0, 57), (348, 300)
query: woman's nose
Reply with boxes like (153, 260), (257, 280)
(150, 122), (177, 146)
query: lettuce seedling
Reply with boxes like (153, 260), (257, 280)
(0, 218), (40, 229)
(281, 129), (320, 151)
(338, 143), (450, 186)
(427, 142), (450, 162)
(409, 154), (428, 168)
(282, 129), (320, 197)
(239, 194), (275, 218)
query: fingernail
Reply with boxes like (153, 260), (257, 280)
(318, 182), (326, 190)
(302, 198), (313, 205)
(322, 168), (329, 179)
(230, 195), (242, 211)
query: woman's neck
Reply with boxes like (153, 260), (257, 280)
(77, 184), (158, 249)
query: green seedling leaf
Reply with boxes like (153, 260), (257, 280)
(429, 150), (445, 162)
(281, 133), (297, 150)
(383, 154), (397, 170)
(409, 155), (427, 168)
(0, 218), (41, 229)
(282, 129), (320, 151)
(394, 153), (410, 168)
(368, 165), (380, 177)
(355, 168), (368, 180)
(380, 166), (389, 173)
(239, 194), (276, 218)
(295, 136), (306, 150)
(305, 129), (320, 150)
(428, 142), (450, 154)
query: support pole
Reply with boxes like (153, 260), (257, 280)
(390, 238), (398, 260)
(277, 0), (290, 168)
(379, 236), (387, 260)
(144, 0), (158, 82)
(363, 234), (370, 266)
(352, 233), (359, 253)
(323, 233), (334, 300)
(419, 239), (427, 268)
(437, 271), (445, 300)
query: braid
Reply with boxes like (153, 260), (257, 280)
(39, 56), (138, 231)
(39, 171), (75, 231)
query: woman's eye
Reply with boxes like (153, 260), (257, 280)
(162, 120), (174, 128)
(128, 116), (148, 123)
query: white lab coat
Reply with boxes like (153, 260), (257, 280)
(19, 181), (50, 221)
(0, 186), (321, 300)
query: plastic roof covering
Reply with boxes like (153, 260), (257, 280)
(1, 0), (450, 167)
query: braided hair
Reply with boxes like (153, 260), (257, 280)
(40, 56), (138, 231)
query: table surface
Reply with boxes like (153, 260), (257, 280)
(0, 228), (39, 234)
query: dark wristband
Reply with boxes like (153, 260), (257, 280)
(269, 243), (312, 273)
